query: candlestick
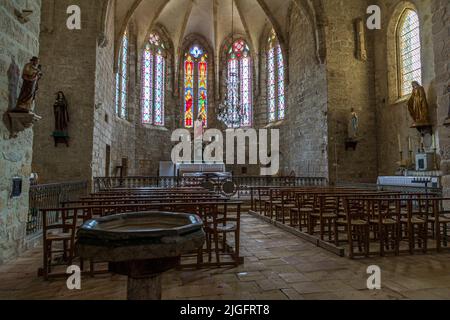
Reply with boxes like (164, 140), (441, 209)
(409, 150), (413, 168)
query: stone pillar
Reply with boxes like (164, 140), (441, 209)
(431, 0), (450, 203)
(127, 275), (162, 300)
(33, 0), (102, 184)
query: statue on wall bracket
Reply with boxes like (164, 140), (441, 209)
(407, 81), (432, 135)
(3, 56), (42, 138)
(345, 108), (359, 151)
(52, 91), (70, 147)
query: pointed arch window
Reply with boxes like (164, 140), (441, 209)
(141, 32), (166, 126)
(397, 9), (422, 97)
(267, 29), (285, 123)
(227, 39), (252, 127)
(115, 30), (129, 119)
(184, 45), (208, 128)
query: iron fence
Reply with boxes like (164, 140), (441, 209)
(27, 181), (88, 236)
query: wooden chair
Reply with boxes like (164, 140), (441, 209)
(264, 189), (282, 219)
(201, 203), (242, 266)
(368, 199), (401, 256)
(275, 189), (296, 224)
(399, 198), (428, 254)
(430, 198), (450, 252)
(39, 208), (78, 280)
(308, 195), (338, 242)
(343, 198), (370, 259)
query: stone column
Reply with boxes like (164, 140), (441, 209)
(431, 0), (450, 205)
(127, 274), (162, 300)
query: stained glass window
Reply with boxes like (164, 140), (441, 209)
(184, 45), (208, 128)
(116, 31), (129, 119)
(198, 55), (208, 127)
(398, 9), (422, 97)
(267, 47), (276, 122)
(141, 46), (153, 124)
(184, 55), (194, 128)
(154, 54), (165, 126)
(140, 33), (166, 126)
(227, 39), (252, 127)
(267, 29), (285, 122)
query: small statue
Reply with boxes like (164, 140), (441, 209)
(407, 81), (430, 128)
(53, 91), (69, 133)
(13, 56), (42, 113)
(348, 108), (359, 140)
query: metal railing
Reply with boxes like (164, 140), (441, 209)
(93, 176), (329, 194)
(27, 181), (88, 236)
(336, 182), (442, 196)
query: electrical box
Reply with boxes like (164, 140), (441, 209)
(11, 177), (22, 198)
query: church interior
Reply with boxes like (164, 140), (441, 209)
(0, 0), (449, 301)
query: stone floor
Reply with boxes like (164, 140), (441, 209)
(1, 214), (450, 300)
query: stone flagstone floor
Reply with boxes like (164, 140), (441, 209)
(1, 214), (450, 300)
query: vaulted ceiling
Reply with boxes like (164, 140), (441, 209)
(104, 0), (328, 73)
(111, 0), (302, 55)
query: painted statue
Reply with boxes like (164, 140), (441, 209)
(53, 91), (69, 133)
(14, 57), (42, 113)
(407, 81), (430, 127)
(348, 108), (359, 140)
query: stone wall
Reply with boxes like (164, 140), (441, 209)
(92, 4), (137, 179)
(324, 0), (379, 184)
(431, 0), (450, 199)
(26, 0), (449, 190)
(0, 0), (41, 264)
(32, 0), (101, 184)
(92, 8), (178, 178)
(282, 4), (329, 178)
(373, 0), (437, 176)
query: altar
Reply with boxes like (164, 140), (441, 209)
(377, 171), (441, 192)
(159, 161), (227, 177)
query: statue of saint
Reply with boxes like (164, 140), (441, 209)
(13, 57), (42, 113)
(53, 91), (69, 133)
(348, 108), (359, 140)
(407, 81), (430, 127)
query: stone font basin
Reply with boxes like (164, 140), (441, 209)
(77, 211), (205, 300)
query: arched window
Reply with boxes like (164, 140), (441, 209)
(267, 29), (285, 123)
(184, 45), (208, 128)
(141, 33), (166, 126)
(397, 9), (422, 97)
(227, 39), (252, 127)
(115, 30), (129, 119)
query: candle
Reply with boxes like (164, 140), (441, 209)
(398, 134), (402, 152)
(432, 134), (436, 149)
(408, 136), (412, 152)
